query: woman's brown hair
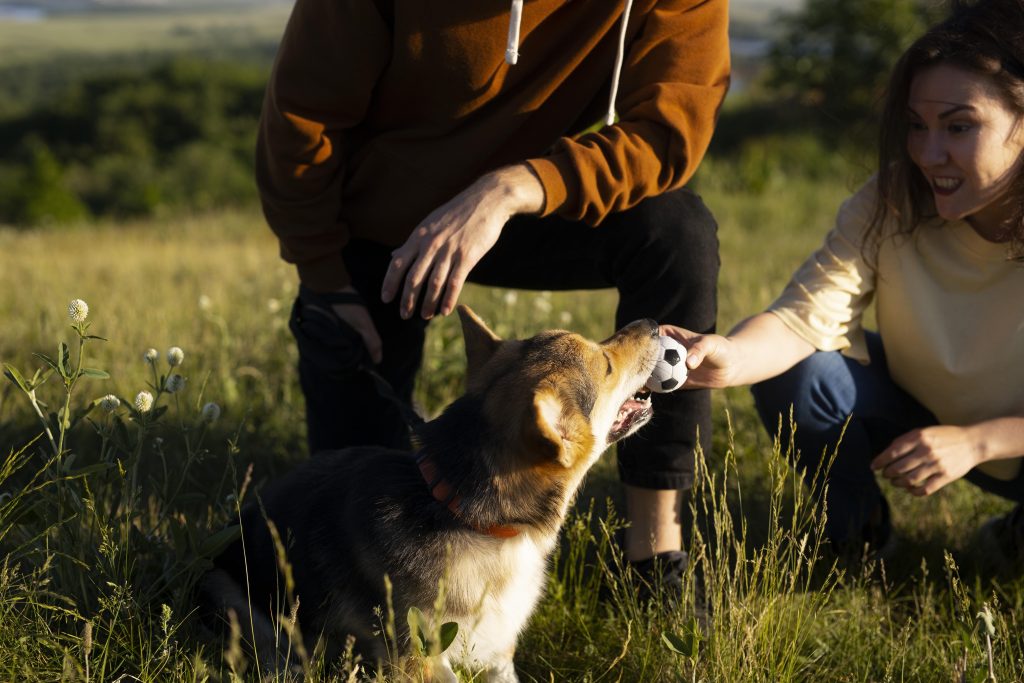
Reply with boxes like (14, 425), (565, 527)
(871, 0), (1024, 258)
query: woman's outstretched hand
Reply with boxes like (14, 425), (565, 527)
(660, 313), (817, 389)
(659, 326), (741, 389)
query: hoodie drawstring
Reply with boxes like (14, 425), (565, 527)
(505, 0), (634, 126)
(505, 0), (524, 65)
(605, 0), (634, 125)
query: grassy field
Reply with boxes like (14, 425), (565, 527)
(1, 171), (1022, 681)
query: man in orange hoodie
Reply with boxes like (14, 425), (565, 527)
(259, 0), (729, 598)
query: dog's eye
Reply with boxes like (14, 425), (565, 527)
(603, 352), (613, 376)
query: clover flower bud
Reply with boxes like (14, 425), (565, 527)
(68, 299), (89, 323)
(165, 374), (186, 394)
(134, 391), (154, 413)
(144, 348), (159, 365)
(201, 402), (221, 423)
(99, 394), (120, 412)
(167, 347), (184, 368)
(977, 605), (996, 638)
(198, 294), (212, 311)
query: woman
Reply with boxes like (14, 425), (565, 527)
(667, 0), (1024, 568)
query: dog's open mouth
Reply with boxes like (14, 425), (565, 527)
(608, 389), (653, 442)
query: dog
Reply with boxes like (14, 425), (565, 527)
(201, 305), (661, 681)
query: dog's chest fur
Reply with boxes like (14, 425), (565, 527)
(443, 532), (555, 665)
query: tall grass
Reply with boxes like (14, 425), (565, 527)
(0, 180), (1021, 681)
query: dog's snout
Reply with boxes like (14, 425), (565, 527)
(603, 318), (661, 345)
(630, 318), (660, 338)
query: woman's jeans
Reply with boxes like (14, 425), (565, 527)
(751, 332), (1024, 548)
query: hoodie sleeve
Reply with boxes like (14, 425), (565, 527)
(524, 0), (729, 222)
(256, 0), (392, 291)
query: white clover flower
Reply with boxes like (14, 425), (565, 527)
(201, 402), (221, 423)
(68, 299), (89, 323)
(267, 298), (282, 314)
(198, 294), (213, 311)
(99, 394), (120, 412)
(167, 347), (184, 368)
(533, 295), (553, 315)
(503, 291), (518, 306)
(559, 311), (573, 325)
(144, 348), (159, 365)
(165, 374), (186, 393)
(134, 391), (154, 413)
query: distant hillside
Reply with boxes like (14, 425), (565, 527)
(5, 0), (798, 19)
(0, 0), (290, 13)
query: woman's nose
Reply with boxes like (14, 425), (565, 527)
(915, 132), (948, 167)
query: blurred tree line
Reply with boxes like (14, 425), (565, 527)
(0, 0), (943, 227)
(705, 0), (942, 192)
(0, 57), (266, 226)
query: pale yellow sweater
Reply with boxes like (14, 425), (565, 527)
(770, 179), (1024, 480)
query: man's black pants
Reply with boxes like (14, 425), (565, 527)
(290, 188), (719, 491)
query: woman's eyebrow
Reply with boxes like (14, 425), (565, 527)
(938, 104), (974, 118)
(906, 103), (975, 118)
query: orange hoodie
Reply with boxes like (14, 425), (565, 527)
(257, 0), (730, 291)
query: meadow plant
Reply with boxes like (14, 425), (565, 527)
(0, 299), (242, 682)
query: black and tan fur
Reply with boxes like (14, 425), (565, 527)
(201, 306), (661, 681)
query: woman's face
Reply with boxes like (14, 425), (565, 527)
(907, 63), (1024, 238)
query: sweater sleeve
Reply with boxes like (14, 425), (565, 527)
(524, 0), (730, 222)
(767, 181), (881, 362)
(256, 0), (392, 291)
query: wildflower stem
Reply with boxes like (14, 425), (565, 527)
(175, 393), (193, 458)
(987, 633), (996, 682)
(131, 419), (146, 497)
(56, 330), (86, 459)
(27, 388), (58, 456)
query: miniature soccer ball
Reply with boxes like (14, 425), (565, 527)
(645, 335), (688, 393)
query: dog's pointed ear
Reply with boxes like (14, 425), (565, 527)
(529, 388), (570, 467)
(528, 388), (594, 469)
(458, 305), (502, 377)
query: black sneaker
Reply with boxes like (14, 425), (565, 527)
(972, 504), (1024, 576)
(630, 550), (709, 627)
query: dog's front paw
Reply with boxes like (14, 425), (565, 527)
(484, 658), (519, 683)
(427, 655), (460, 683)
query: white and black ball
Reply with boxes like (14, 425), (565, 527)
(645, 335), (688, 393)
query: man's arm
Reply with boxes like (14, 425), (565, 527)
(525, 0), (730, 222)
(381, 0), (729, 320)
(257, 0), (392, 292)
(380, 164), (545, 320)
